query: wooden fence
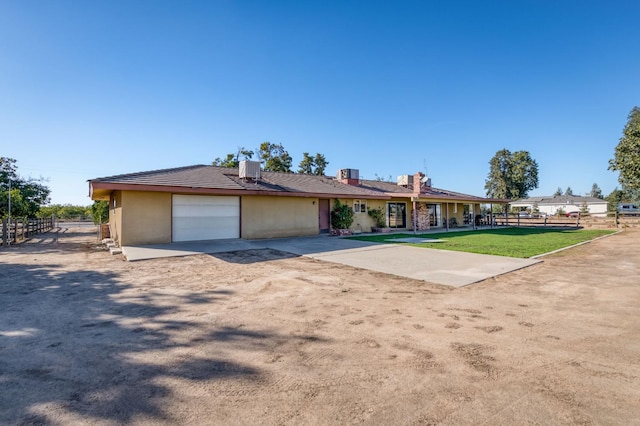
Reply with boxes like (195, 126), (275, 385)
(494, 214), (580, 228)
(1, 216), (55, 246)
(492, 212), (640, 229)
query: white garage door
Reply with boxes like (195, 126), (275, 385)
(172, 195), (240, 242)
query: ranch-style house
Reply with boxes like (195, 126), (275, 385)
(89, 162), (507, 246)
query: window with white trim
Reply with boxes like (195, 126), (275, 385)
(353, 199), (367, 213)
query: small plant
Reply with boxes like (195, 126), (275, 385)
(331, 199), (354, 230)
(579, 201), (589, 215)
(367, 207), (386, 228)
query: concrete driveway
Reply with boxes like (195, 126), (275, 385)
(122, 236), (540, 288)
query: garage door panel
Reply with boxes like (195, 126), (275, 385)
(172, 195), (239, 241)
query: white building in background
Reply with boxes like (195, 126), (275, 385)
(511, 195), (608, 217)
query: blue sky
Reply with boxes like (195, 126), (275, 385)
(1, 1), (638, 205)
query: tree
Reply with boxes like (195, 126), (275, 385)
(0, 157), (50, 218)
(259, 142), (292, 173)
(590, 183), (603, 199)
(553, 187), (563, 197)
(374, 173), (394, 182)
(212, 147), (254, 168)
(312, 153), (328, 175)
(609, 107), (640, 191)
(564, 187), (573, 196)
(484, 149), (539, 200)
(579, 201), (589, 215)
(298, 152), (329, 175)
(605, 187), (637, 212)
(91, 201), (109, 224)
(37, 204), (93, 220)
(298, 152), (315, 174)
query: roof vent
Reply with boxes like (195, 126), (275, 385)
(239, 160), (261, 180)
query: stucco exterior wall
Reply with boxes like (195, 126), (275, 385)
(120, 191), (172, 245)
(360, 199), (384, 231)
(348, 198), (379, 232)
(242, 196), (319, 239)
(109, 191), (123, 245)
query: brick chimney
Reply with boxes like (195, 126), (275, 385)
(413, 172), (424, 195)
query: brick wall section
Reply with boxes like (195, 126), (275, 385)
(415, 203), (431, 231)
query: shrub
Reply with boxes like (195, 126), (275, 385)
(331, 199), (354, 229)
(367, 207), (386, 227)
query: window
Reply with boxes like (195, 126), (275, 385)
(353, 199), (367, 213)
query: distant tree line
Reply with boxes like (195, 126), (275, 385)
(1, 156), (108, 223)
(37, 202), (109, 223)
(212, 142), (328, 175)
(0, 157), (50, 218)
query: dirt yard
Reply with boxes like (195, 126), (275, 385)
(1, 227), (639, 425)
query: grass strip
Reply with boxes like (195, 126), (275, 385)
(349, 227), (616, 258)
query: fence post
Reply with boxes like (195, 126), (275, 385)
(2, 218), (6, 246)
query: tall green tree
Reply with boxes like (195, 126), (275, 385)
(298, 152), (314, 174)
(212, 147), (254, 168)
(259, 142), (292, 172)
(590, 183), (603, 199)
(312, 153), (328, 175)
(609, 106), (640, 191)
(564, 187), (573, 196)
(297, 152), (329, 175)
(553, 187), (563, 196)
(484, 149), (539, 200)
(0, 157), (50, 218)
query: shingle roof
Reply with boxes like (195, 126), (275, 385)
(91, 165), (244, 190)
(225, 170), (381, 197)
(90, 165), (502, 203)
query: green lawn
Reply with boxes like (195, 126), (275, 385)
(349, 228), (616, 258)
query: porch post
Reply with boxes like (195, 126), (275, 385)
(446, 203), (449, 231)
(490, 203), (494, 228)
(412, 199), (417, 234)
(472, 204), (476, 230)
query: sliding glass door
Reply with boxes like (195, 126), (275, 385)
(387, 202), (407, 228)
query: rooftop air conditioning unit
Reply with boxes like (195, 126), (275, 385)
(338, 168), (359, 180)
(239, 160), (261, 180)
(397, 175), (413, 186)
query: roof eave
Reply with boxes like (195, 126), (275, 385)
(88, 181), (392, 200)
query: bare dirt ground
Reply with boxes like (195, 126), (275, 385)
(1, 227), (639, 425)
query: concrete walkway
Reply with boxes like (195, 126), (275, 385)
(122, 235), (540, 288)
